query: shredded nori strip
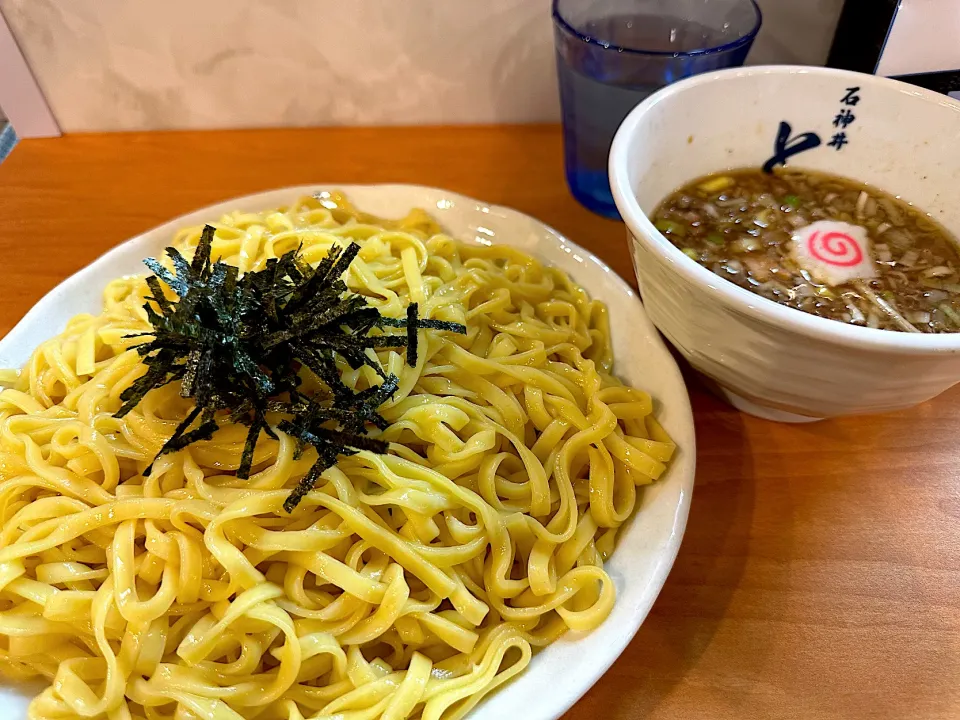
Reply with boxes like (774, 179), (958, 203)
(117, 226), (467, 510)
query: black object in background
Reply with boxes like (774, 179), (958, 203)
(827, 0), (960, 98)
(890, 69), (960, 99)
(827, 0), (900, 73)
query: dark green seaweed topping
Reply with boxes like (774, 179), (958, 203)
(117, 225), (466, 510)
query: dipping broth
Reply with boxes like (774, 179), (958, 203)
(653, 168), (960, 333)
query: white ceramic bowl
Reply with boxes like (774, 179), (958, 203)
(0, 185), (695, 720)
(610, 65), (960, 421)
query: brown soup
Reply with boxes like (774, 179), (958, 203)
(653, 168), (960, 333)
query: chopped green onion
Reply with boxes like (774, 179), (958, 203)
(898, 250), (919, 267)
(783, 194), (801, 209)
(698, 175), (734, 193)
(681, 248), (699, 261)
(940, 303), (960, 326)
(655, 219), (686, 237)
(706, 233), (725, 246)
(753, 209), (774, 228)
(846, 302), (866, 324)
(923, 265), (953, 278)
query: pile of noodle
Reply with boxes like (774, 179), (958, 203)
(0, 193), (674, 720)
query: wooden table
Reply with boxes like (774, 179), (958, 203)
(1, 126), (958, 720)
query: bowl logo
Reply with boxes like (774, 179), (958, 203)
(762, 121), (821, 173)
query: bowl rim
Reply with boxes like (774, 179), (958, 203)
(609, 64), (960, 354)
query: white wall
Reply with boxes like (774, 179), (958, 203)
(0, 0), (844, 132)
(876, 0), (960, 77)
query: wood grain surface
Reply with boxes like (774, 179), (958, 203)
(0, 126), (957, 720)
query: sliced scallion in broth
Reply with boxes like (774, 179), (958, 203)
(653, 167), (960, 333)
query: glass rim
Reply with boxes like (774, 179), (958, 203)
(551, 0), (763, 59)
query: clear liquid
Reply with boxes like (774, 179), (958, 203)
(578, 13), (733, 52)
(558, 65), (657, 217)
(558, 14), (742, 217)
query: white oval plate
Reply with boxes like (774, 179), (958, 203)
(0, 185), (695, 720)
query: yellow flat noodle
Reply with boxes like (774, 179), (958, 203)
(0, 192), (675, 719)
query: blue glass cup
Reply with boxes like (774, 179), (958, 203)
(553, 0), (762, 218)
